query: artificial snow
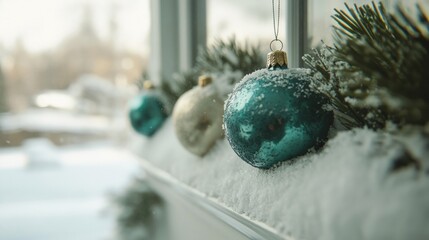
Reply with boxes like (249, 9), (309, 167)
(235, 68), (311, 90)
(131, 119), (429, 240)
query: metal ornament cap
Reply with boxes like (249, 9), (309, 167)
(198, 75), (212, 87)
(172, 80), (224, 157)
(266, 50), (288, 69)
(143, 80), (155, 90)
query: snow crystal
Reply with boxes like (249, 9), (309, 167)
(345, 96), (358, 106)
(131, 120), (429, 240)
(234, 68), (310, 90)
(212, 70), (243, 100)
(222, 48), (240, 66)
(364, 95), (382, 107)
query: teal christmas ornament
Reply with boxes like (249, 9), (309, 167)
(223, 50), (333, 168)
(129, 81), (168, 137)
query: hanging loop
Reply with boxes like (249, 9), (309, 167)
(270, 39), (283, 51)
(272, 0), (281, 41)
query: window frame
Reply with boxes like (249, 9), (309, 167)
(150, 0), (308, 83)
(149, 0), (206, 85)
(287, 0), (308, 68)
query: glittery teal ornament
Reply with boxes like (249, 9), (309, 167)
(129, 81), (168, 137)
(224, 50), (333, 168)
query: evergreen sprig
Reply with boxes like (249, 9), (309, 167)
(195, 38), (264, 76)
(304, 2), (429, 129)
(303, 45), (372, 129)
(110, 176), (164, 240)
(159, 69), (199, 104)
(156, 38), (264, 105)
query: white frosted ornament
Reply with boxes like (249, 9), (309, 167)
(172, 76), (224, 156)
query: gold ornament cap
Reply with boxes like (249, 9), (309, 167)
(266, 50), (288, 68)
(198, 75), (212, 87)
(143, 80), (155, 90)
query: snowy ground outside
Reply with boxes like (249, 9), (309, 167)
(0, 141), (139, 240)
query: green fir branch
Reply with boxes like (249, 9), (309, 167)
(110, 176), (164, 240)
(195, 38), (264, 77)
(156, 37), (264, 106)
(305, 1), (429, 129)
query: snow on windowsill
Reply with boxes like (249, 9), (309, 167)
(130, 118), (429, 240)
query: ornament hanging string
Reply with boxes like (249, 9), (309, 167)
(270, 0), (283, 51)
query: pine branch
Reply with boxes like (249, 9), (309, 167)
(305, 2), (429, 129)
(155, 37), (264, 105)
(195, 38), (264, 78)
(110, 176), (163, 240)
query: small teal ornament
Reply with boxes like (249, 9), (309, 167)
(224, 50), (333, 168)
(129, 81), (168, 137)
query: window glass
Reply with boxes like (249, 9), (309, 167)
(308, 0), (374, 48)
(0, 0), (149, 239)
(308, 0), (429, 48)
(207, 0), (287, 52)
(0, 0), (150, 145)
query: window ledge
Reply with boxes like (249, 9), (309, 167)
(130, 118), (429, 240)
(140, 158), (288, 240)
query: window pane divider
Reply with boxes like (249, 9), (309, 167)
(287, 0), (308, 68)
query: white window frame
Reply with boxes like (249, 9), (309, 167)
(287, 0), (308, 68)
(149, 0), (206, 85)
(150, 0), (308, 83)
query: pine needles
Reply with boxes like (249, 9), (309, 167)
(195, 38), (264, 76)
(110, 176), (164, 240)
(304, 2), (429, 129)
(157, 38), (264, 105)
